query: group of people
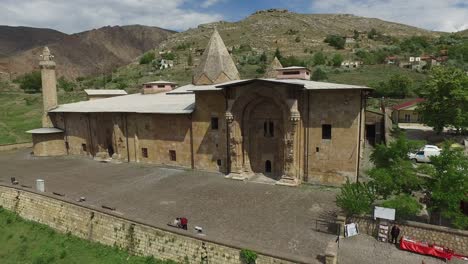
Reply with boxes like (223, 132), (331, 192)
(173, 217), (188, 230)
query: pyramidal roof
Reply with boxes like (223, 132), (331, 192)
(193, 29), (240, 85)
(264, 56), (283, 78)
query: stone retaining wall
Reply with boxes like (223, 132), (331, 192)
(0, 185), (300, 264)
(348, 216), (468, 255)
(0, 142), (32, 152)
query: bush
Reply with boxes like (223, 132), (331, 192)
(139, 52), (155, 65)
(330, 53), (344, 67)
(58, 77), (77, 92)
(311, 68), (327, 81)
(312, 52), (326, 65)
(16, 71), (42, 93)
(336, 180), (376, 216)
(375, 74), (413, 98)
(295, 36), (301, 43)
(161, 52), (175, 60)
(324, 35), (345, 49)
(382, 195), (422, 220)
(240, 249), (257, 264)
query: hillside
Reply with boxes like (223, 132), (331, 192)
(0, 26), (66, 58)
(0, 25), (175, 79)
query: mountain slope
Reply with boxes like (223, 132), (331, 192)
(0, 25), (175, 78)
(0, 26), (66, 57)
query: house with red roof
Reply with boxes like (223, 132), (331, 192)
(391, 98), (425, 124)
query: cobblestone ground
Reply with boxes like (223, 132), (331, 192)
(0, 149), (340, 263)
(338, 235), (467, 264)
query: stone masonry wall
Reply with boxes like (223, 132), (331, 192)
(0, 185), (299, 264)
(349, 216), (468, 255)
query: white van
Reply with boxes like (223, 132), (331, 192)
(408, 145), (441, 163)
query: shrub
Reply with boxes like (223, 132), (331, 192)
(161, 52), (175, 60)
(240, 249), (257, 264)
(58, 77), (77, 92)
(324, 35), (345, 49)
(336, 180), (376, 216)
(295, 36), (301, 43)
(311, 68), (327, 81)
(16, 71), (42, 93)
(139, 52), (156, 65)
(312, 52), (326, 65)
(382, 195), (422, 220)
(330, 53), (344, 67)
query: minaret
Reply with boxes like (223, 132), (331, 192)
(192, 28), (240, 85)
(39, 47), (58, 128)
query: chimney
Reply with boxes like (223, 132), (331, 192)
(39, 47), (58, 128)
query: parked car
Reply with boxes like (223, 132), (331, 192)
(408, 145), (441, 163)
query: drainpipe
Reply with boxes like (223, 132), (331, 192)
(304, 90), (310, 182)
(356, 91), (364, 183)
(224, 89), (230, 175)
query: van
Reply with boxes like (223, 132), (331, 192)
(408, 146), (441, 163)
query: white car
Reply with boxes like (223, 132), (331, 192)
(408, 145), (441, 163)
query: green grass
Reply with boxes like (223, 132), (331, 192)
(0, 207), (175, 264)
(0, 91), (86, 145)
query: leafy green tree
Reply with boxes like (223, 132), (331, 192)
(311, 68), (327, 81)
(58, 77), (77, 92)
(375, 74), (413, 98)
(382, 194), (422, 220)
(161, 52), (175, 60)
(400, 36), (430, 54)
(280, 56), (306, 67)
(330, 53), (344, 67)
(16, 71), (42, 93)
(336, 180), (376, 216)
(428, 142), (468, 229)
(418, 66), (468, 133)
(312, 52), (326, 65)
(187, 52), (193, 66)
(324, 35), (345, 49)
(367, 28), (378, 39)
(259, 51), (267, 64)
(274, 48), (282, 60)
(139, 52), (155, 64)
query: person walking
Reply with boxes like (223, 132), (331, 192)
(390, 224), (401, 244)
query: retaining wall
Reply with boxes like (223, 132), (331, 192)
(349, 216), (468, 255)
(0, 185), (299, 264)
(0, 142), (32, 152)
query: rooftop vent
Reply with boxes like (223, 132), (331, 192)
(276, 66), (310, 80)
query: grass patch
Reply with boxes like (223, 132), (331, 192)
(0, 207), (175, 264)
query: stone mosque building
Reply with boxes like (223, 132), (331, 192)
(28, 29), (371, 186)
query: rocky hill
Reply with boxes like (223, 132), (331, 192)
(0, 25), (174, 79)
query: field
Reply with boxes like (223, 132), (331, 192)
(0, 207), (173, 264)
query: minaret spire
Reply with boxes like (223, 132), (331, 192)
(39, 46), (58, 127)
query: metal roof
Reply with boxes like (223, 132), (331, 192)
(276, 66), (308, 70)
(27, 127), (64, 134)
(84, 89), (127, 96)
(144, 81), (177, 85)
(51, 92), (195, 114)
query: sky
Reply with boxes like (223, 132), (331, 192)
(0, 0), (467, 34)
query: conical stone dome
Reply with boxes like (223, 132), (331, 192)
(264, 56), (283, 78)
(192, 29), (240, 85)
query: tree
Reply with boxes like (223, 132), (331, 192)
(428, 142), (468, 229)
(16, 71), (42, 93)
(336, 180), (376, 216)
(312, 52), (326, 65)
(382, 194), (422, 220)
(324, 35), (345, 49)
(367, 28), (378, 40)
(58, 77), (76, 92)
(161, 52), (175, 60)
(139, 52), (155, 64)
(400, 36), (430, 54)
(259, 51), (267, 64)
(375, 74), (413, 98)
(418, 67), (468, 133)
(274, 48), (282, 60)
(187, 52), (193, 66)
(311, 68), (327, 81)
(280, 56), (305, 67)
(330, 53), (344, 67)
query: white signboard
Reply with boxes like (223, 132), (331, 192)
(374, 206), (396, 221)
(345, 223), (359, 237)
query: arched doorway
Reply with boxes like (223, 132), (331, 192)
(243, 97), (284, 179)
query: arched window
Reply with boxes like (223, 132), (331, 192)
(265, 160), (272, 173)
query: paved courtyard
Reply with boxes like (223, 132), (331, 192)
(0, 149), (340, 263)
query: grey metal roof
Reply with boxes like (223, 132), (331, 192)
(27, 127), (64, 134)
(50, 92), (195, 114)
(144, 81), (177, 85)
(84, 89), (127, 96)
(276, 66), (308, 70)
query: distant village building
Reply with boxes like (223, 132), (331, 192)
(28, 29), (372, 186)
(385, 56), (398, 65)
(341, 60), (361, 68)
(85, 89), (127, 101)
(142, 81), (177, 94)
(159, 59), (173, 70)
(391, 98), (425, 124)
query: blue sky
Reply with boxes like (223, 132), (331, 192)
(1, 0), (467, 33)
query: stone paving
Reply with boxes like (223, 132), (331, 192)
(0, 149), (339, 263)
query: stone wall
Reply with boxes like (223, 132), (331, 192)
(0, 185), (300, 264)
(32, 133), (66, 156)
(348, 216), (468, 255)
(0, 142), (33, 152)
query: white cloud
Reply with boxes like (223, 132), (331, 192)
(0, 0), (223, 33)
(310, 0), (468, 32)
(200, 0), (222, 8)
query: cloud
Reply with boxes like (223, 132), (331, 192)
(309, 0), (468, 32)
(0, 0), (223, 33)
(200, 0), (222, 8)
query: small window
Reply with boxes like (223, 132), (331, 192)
(283, 70), (300, 75)
(169, 150), (176, 161)
(145, 85), (152, 88)
(157, 85), (165, 88)
(142, 148), (148, 158)
(211, 117), (219, 130)
(82, 143), (87, 152)
(322, 124), (332, 140)
(217, 159), (222, 166)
